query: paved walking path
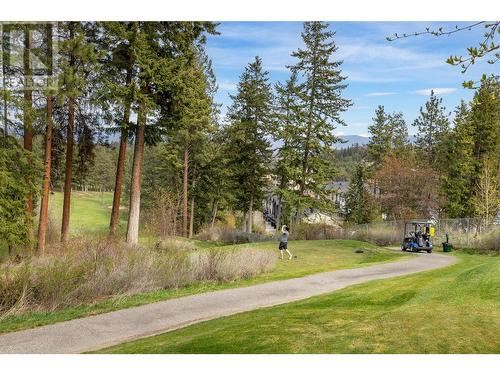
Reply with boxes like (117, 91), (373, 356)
(0, 252), (455, 353)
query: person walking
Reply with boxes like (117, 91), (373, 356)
(278, 225), (293, 260)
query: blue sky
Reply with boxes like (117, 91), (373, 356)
(205, 21), (498, 136)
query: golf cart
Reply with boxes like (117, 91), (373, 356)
(401, 221), (435, 253)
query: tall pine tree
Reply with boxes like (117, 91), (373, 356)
(412, 90), (450, 170)
(344, 163), (378, 224)
(273, 71), (304, 228)
(442, 101), (475, 217)
(289, 22), (352, 200)
(368, 105), (408, 168)
(226, 56), (274, 233)
(58, 22), (97, 242)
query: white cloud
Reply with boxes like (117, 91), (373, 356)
(412, 87), (457, 96)
(218, 81), (237, 91)
(351, 105), (371, 110)
(336, 37), (444, 66)
(364, 92), (396, 97)
(206, 45), (296, 72)
(344, 71), (404, 83)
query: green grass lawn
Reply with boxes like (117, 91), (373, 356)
(48, 191), (128, 236)
(95, 252), (500, 354)
(0, 191), (128, 259)
(226, 240), (408, 284)
(0, 239), (407, 334)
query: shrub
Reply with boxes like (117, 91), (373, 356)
(290, 223), (346, 240)
(45, 210), (59, 245)
(0, 237), (276, 317)
(142, 188), (181, 237)
(350, 225), (400, 246)
(154, 237), (196, 252)
(454, 227), (500, 254)
(193, 248), (276, 282)
(195, 226), (271, 244)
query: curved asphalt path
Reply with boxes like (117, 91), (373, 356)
(0, 251), (455, 353)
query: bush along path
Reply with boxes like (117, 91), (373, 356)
(0, 252), (455, 353)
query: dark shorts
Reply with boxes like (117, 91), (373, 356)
(279, 242), (288, 250)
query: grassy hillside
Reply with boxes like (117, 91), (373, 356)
(97, 252), (499, 354)
(0, 191), (126, 258)
(48, 191), (127, 237)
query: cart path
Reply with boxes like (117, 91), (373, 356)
(0, 252), (455, 354)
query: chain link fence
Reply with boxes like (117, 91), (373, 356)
(348, 218), (500, 251)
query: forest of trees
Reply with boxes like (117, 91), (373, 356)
(344, 83), (500, 225)
(0, 21), (499, 257)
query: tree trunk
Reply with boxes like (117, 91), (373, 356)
(276, 197), (282, 231)
(37, 96), (53, 255)
(109, 67), (133, 236)
(60, 23), (76, 243)
(211, 200), (218, 229)
(23, 26), (34, 242)
(182, 140), (189, 237)
(126, 98), (146, 245)
(248, 195), (254, 233)
(61, 95), (75, 243)
(36, 24), (54, 256)
(189, 173), (196, 238)
(2, 41), (7, 145)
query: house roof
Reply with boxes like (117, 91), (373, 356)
(325, 180), (349, 193)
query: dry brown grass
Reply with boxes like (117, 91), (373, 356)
(0, 237), (276, 317)
(195, 225), (271, 244)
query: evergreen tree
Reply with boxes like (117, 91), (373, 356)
(368, 105), (408, 168)
(36, 23), (55, 255)
(469, 75), (500, 224)
(0, 135), (42, 253)
(367, 106), (391, 167)
(442, 101), (475, 217)
(288, 21), (352, 206)
(344, 163), (378, 224)
(412, 90), (450, 169)
(390, 111), (409, 151)
(22, 25), (35, 240)
(273, 71), (304, 228)
(171, 48), (216, 237)
(125, 22), (217, 244)
(58, 21), (98, 242)
(226, 56), (274, 233)
(469, 75), (500, 172)
(97, 21), (139, 236)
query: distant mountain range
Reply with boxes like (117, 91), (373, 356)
(335, 135), (369, 149)
(335, 134), (418, 149)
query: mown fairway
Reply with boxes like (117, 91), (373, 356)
(97, 252), (500, 354)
